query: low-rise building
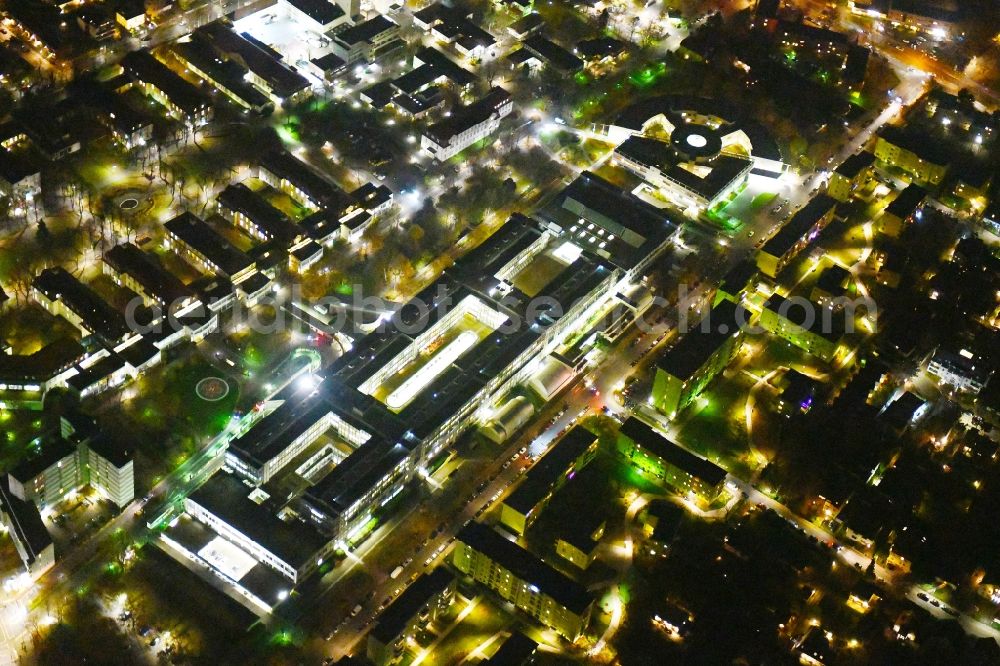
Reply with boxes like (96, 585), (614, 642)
(197, 23), (310, 104)
(164, 212), (256, 282)
(171, 36), (274, 115)
(453, 522), (593, 641)
(103, 242), (196, 309)
(615, 418), (728, 504)
(216, 182), (301, 245)
(32, 267), (132, 345)
(121, 50), (213, 126)
(614, 135), (751, 212)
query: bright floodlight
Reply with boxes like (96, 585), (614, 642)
(296, 373), (318, 393)
(552, 241), (583, 264)
(386, 331), (479, 410)
(686, 134), (708, 149)
(198, 537), (257, 581)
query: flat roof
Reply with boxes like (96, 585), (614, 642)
(165, 211), (254, 277)
(616, 135), (751, 200)
(834, 151), (875, 178)
(618, 417), (727, 486)
(10, 437), (77, 484)
(370, 568), (453, 643)
(188, 472), (329, 569)
(877, 125), (951, 167)
(229, 393), (332, 469)
(66, 354), (129, 393)
(554, 170), (678, 270)
(85, 432), (134, 469)
(284, 0), (345, 24)
(335, 15), (397, 46)
(303, 438), (410, 518)
(657, 299), (740, 381)
(33, 267), (131, 341)
(456, 522), (591, 614)
(104, 243), (192, 305)
(504, 426), (596, 514)
(0, 478), (51, 565)
(884, 182), (927, 219)
(761, 193), (837, 258)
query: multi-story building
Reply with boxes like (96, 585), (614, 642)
(545, 171), (681, 283)
(554, 513), (605, 570)
(757, 194), (838, 277)
(185, 472), (335, 583)
(927, 348), (992, 395)
(615, 418), (728, 504)
(827, 151), (875, 202)
(6, 438), (81, 509)
(453, 522), (593, 641)
(651, 299), (744, 418)
(759, 295), (848, 363)
(331, 16), (401, 65)
(421, 87), (512, 160)
(498, 426), (598, 536)
(170, 36), (274, 115)
(0, 479), (54, 577)
(0, 337), (85, 405)
(879, 183), (927, 237)
(614, 135), (751, 212)
(874, 126), (949, 186)
(258, 149), (355, 212)
(367, 569), (455, 665)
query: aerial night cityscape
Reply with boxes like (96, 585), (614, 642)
(0, 0), (999, 662)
